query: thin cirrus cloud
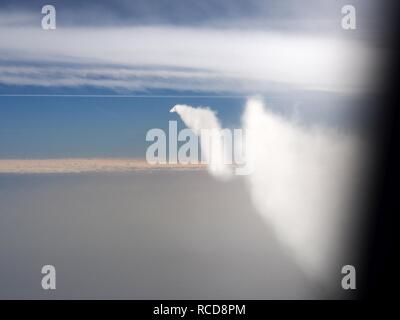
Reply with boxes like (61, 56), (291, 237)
(0, 14), (381, 94)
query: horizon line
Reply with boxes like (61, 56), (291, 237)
(0, 158), (207, 174)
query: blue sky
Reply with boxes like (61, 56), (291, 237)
(0, 0), (382, 158)
(0, 95), (247, 158)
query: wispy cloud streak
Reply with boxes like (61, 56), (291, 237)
(0, 25), (380, 93)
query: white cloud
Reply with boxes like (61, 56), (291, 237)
(173, 98), (367, 284)
(241, 99), (364, 282)
(0, 25), (381, 93)
(170, 104), (231, 178)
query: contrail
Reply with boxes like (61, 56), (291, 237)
(170, 104), (231, 178)
(172, 98), (365, 285)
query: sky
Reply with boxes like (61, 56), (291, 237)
(0, 0), (385, 297)
(0, 0), (385, 158)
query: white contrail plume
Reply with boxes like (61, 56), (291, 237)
(172, 98), (364, 284)
(242, 98), (363, 282)
(170, 104), (231, 178)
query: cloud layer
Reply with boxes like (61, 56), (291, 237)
(0, 158), (206, 173)
(0, 24), (380, 93)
